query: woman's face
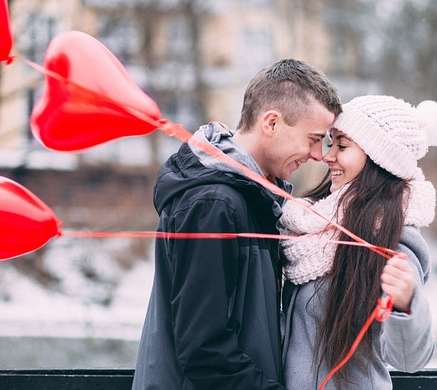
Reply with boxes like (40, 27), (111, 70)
(323, 129), (367, 192)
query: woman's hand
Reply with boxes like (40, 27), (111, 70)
(381, 255), (417, 313)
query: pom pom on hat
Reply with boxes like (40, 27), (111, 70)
(416, 100), (437, 147)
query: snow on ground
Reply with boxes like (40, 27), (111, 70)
(0, 240), (155, 341)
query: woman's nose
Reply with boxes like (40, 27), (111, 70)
(323, 147), (336, 163)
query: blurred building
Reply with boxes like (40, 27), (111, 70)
(2, 0), (437, 171)
(2, 0), (436, 193)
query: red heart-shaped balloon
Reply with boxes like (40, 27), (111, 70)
(0, 0), (13, 63)
(31, 31), (161, 152)
(0, 177), (61, 260)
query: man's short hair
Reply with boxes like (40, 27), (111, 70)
(237, 59), (341, 131)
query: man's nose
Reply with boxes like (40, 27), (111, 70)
(310, 143), (323, 161)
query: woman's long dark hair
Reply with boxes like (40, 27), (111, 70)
(306, 158), (408, 387)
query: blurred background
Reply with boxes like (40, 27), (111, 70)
(1, 0), (437, 370)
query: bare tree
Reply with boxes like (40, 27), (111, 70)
(93, 0), (207, 170)
(134, 0), (207, 169)
(380, 0), (437, 102)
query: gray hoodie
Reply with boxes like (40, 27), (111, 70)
(282, 226), (435, 389)
(188, 121), (265, 176)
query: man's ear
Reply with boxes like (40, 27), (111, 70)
(260, 110), (280, 137)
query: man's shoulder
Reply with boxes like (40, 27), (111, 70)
(180, 182), (247, 211)
(166, 182), (249, 229)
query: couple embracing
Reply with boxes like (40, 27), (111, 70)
(132, 59), (436, 390)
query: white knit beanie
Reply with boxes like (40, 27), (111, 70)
(333, 95), (437, 226)
(333, 96), (437, 179)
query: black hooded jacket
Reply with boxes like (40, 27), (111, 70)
(132, 143), (289, 390)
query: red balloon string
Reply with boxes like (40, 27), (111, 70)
(63, 230), (296, 240)
(62, 230), (396, 257)
(21, 55), (400, 387)
(316, 295), (393, 390)
(60, 230), (391, 250)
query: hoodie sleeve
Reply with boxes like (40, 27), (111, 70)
(169, 197), (285, 390)
(379, 227), (435, 372)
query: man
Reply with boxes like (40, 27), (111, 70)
(132, 59), (341, 390)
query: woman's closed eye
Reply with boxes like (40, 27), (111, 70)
(324, 142), (347, 153)
(326, 142), (346, 149)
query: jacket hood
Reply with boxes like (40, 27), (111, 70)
(153, 142), (292, 218)
(188, 122), (265, 177)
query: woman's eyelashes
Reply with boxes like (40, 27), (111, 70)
(325, 142), (346, 150)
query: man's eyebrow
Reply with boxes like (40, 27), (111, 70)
(311, 131), (326, 138)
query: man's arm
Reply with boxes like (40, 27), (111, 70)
(170, 197), (285, 390)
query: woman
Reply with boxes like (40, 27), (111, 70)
(280, 96), (437, 389)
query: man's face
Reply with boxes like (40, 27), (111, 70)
(260, 100), (335, 181)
